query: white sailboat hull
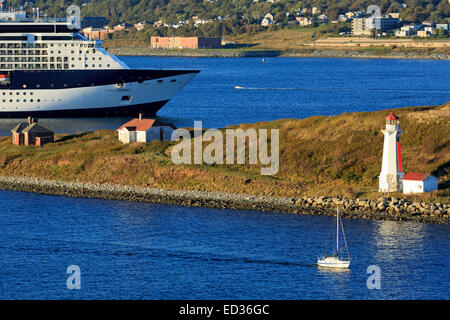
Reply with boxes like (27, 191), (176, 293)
(317, 256), (350, 269)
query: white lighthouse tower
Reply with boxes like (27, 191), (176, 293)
(379, 112), (404, 192)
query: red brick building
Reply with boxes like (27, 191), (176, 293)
(82, 27), (112, 40)
(11, 117), (54, 147)
(151, 36), (222, 49)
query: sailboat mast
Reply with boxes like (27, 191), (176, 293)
(336, 208), (339, 255)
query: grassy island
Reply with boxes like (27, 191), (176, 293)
(0, 102), (448, 222)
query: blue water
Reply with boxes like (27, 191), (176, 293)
(0, 190), (449, 299)
(121, 57), (450, 128)
(0, 57), (448, 135)
(0, 58), (449, 299)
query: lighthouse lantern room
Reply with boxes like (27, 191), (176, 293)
(379, 112), (404, 192)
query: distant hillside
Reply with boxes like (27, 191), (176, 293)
(0, 102), (448, 202)
(7, 0), (450, 29)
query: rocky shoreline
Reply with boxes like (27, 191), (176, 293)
(106, 46), (450, 60)
(106, 47), (282, 57)
(0, 175), (448, 224)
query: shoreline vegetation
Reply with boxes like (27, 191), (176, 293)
(103, 30), (450, 60)
(106, 46), (450, 60)
(0, 103), (448, 223)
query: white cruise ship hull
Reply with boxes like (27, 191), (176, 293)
(0, 69), (199, 117)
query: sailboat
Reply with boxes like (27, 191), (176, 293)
(317, 208), (351, 269)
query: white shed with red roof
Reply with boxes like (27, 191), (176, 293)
(117, 114), (176, 144)
(402, 173), (438, 194)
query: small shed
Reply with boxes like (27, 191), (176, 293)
(117, 114), (176, 144)
(11, 117), (54, 146)
(402, 173), (438, 194)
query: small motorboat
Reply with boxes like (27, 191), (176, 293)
(234, 85), (244, 89)
(317, 208), (351, 269)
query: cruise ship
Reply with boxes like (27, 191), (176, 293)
(0, 9), (199, 117)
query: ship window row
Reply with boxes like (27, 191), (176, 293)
(0, 42), (95, 49)
(1, 57), (69, 63)
(2, 92), (34, 95)
(0, 43), (48, 49)
(0, 57), (67, 62)
(2, 99), (40, 103)
(0, 50), (49, 55)
(0, 64), (70, 69)
(0, 63), (111, 70)
(0, 50), (100, 57)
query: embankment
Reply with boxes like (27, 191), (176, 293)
(0, 175), (448, 224)
(105, 46), (449, 60)
(106, 47), (282, 57)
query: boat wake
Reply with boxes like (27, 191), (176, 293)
(234, 86), (450, 94)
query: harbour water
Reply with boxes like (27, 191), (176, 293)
(0, 190), (449, 299)
(0, 57), (449, 134)
(0, 57), (449, 299)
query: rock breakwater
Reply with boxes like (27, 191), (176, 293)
(0, 175), (448, 223)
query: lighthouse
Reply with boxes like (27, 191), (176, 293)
(379, 112), (404, 192)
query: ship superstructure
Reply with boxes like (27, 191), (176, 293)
(0, 9), (199, 117)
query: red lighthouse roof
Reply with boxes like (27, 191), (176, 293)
(386, 112), (399, 121)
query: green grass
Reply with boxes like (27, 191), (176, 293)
(0, 102), (448, 203)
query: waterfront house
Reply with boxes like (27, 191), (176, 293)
(296, 16), (313, 26)
(151, 36), (222, 49)
(113, 23), (132, 31)
(134, 22), (146, 31)
(264, 13), (274, 21)
(117, 114), (176, 144)
(436, 24), (449, 31)
(11, 117), (54, 147)
(402, 173), (438, 194)
(82, 26), (111, 40)
(261, 18), (273, 27)
(417, 30), (431, 37)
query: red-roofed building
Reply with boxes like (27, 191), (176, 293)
(402, 173), (438, 194)
(117, 114), (176, 143)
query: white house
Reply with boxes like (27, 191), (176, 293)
(261, 18), (273, 27)
(117, 114), (176, 144)
(402, 173), (438, 194)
